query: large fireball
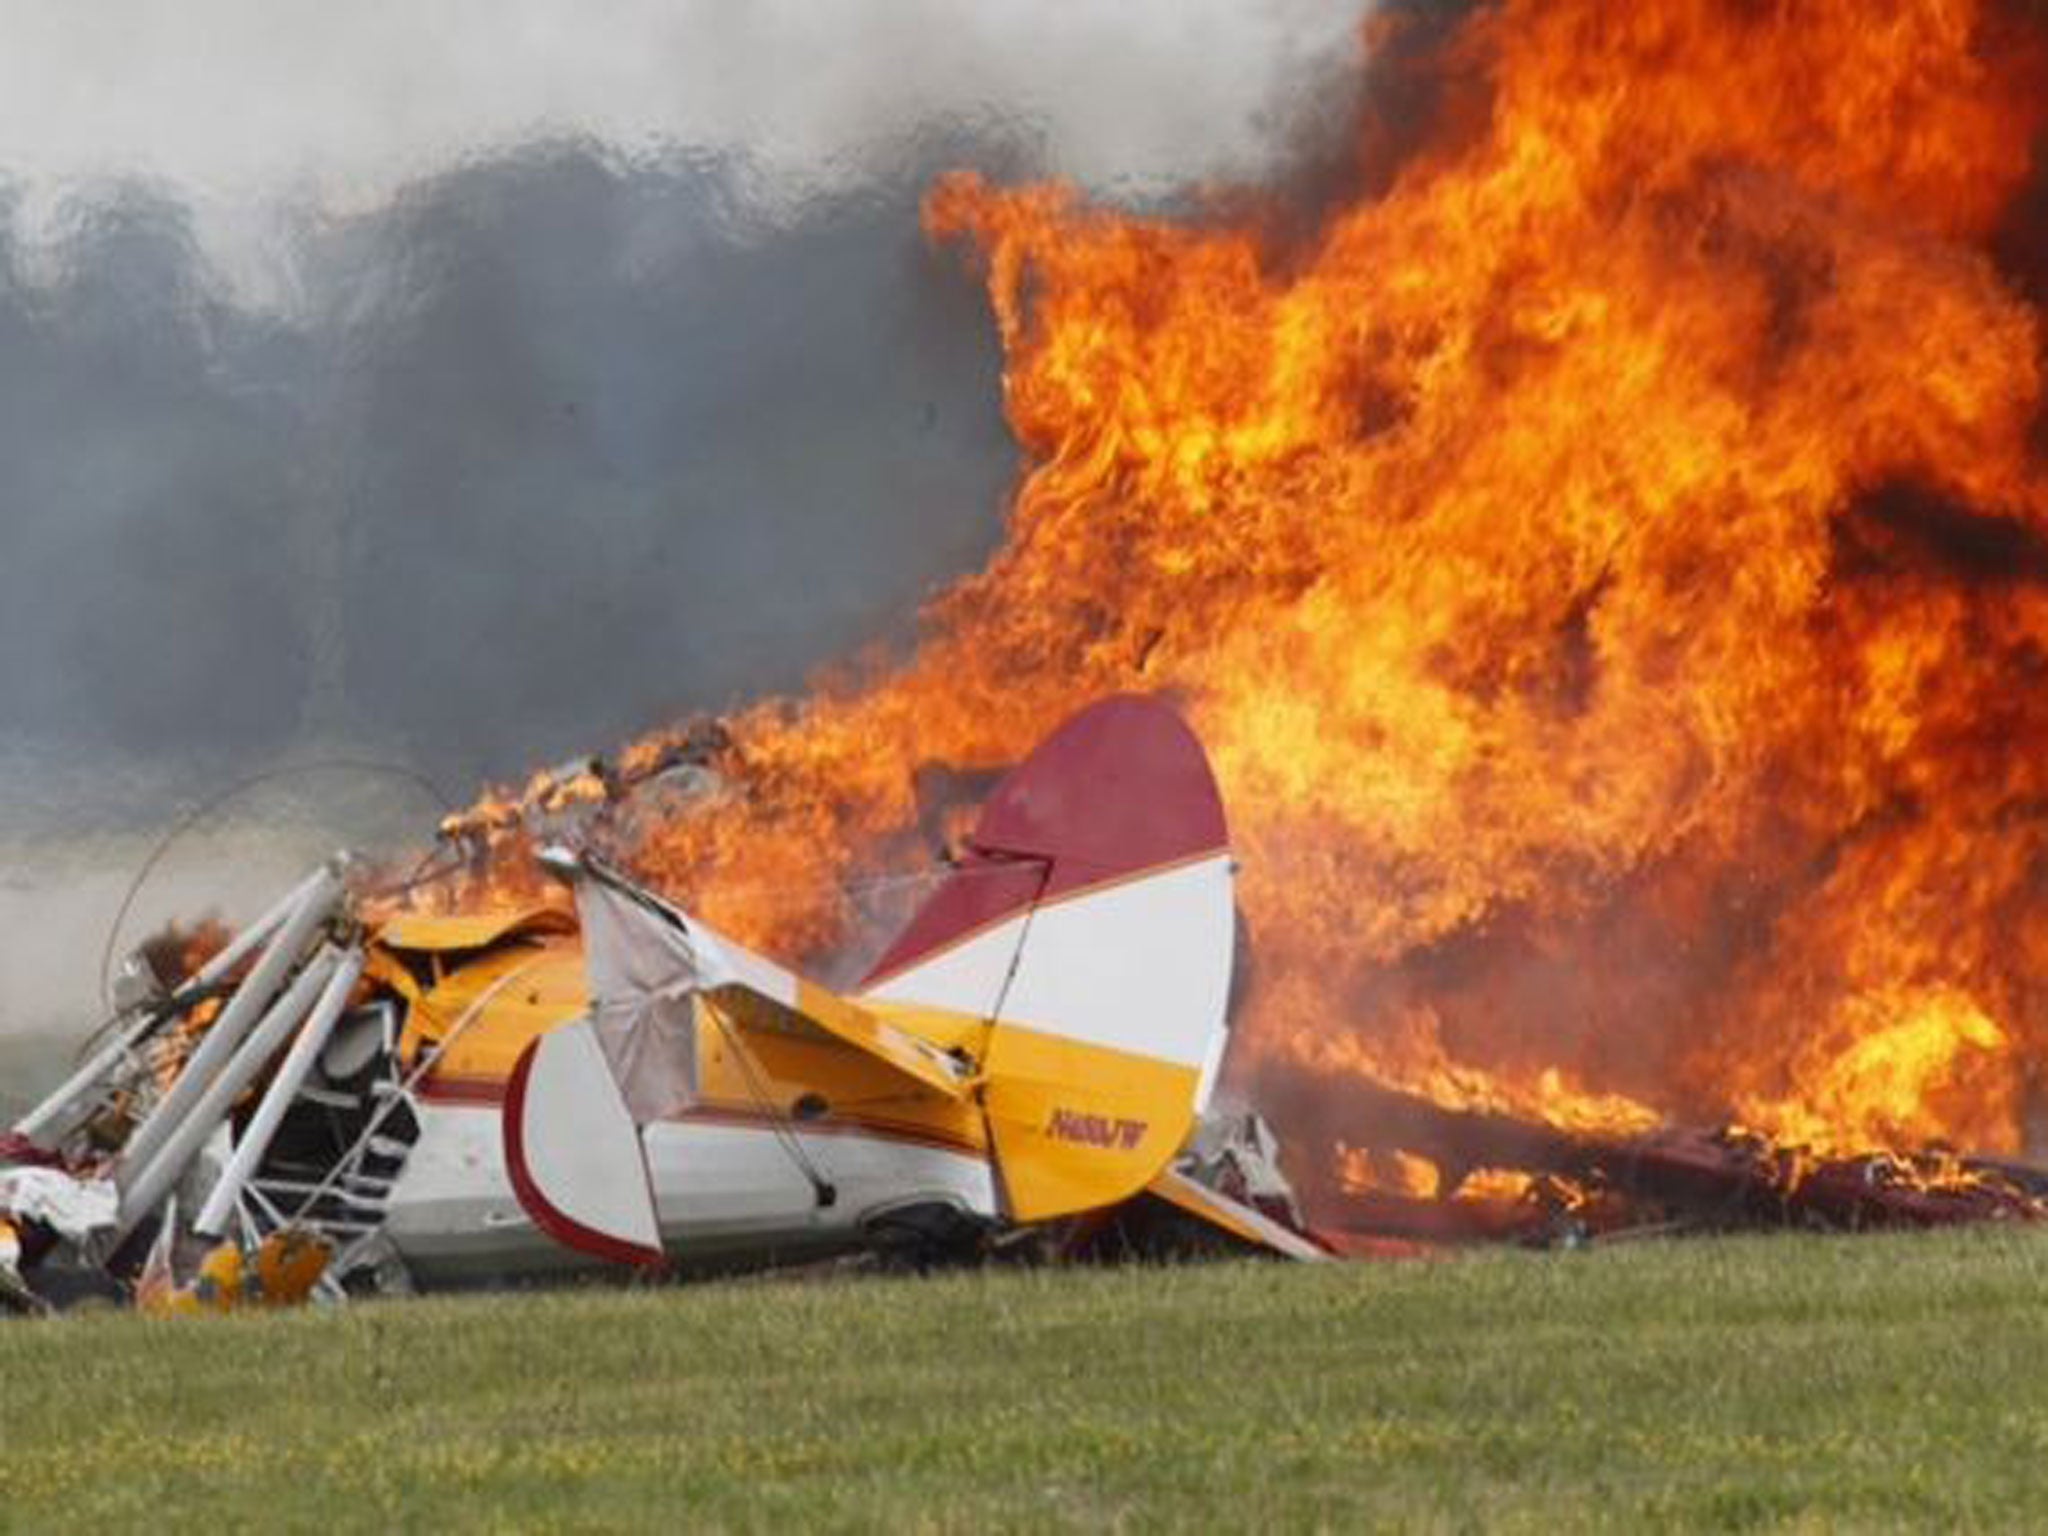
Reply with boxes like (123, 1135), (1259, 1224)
(466, 0), (2048, 1175)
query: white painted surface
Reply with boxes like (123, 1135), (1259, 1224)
(863, 854), (1234, 1082)
(116, 868), (340, 1184)
(515, 1019), (661, 1256)
(117, 942), (342, 1235)
(195, 945), (367, 1237)
(385, 1099), (997, 1284)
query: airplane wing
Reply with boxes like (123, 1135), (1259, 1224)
(561, 848), (973, 1105)
(503, 848), (974, 1268)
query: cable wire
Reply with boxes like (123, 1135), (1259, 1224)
(96, 757), (452, 1011)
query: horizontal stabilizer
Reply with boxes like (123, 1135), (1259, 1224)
(1144, 1167), (1330, 1261)
(708, 978), (973, 1101)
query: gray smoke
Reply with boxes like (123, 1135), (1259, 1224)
(0, 135), (1033, 813)
(310, 136), (1032, 782)
(0, 134), (1031, 1053)
(0, 184), (311, 779)
(0, 7), (1371, 1060)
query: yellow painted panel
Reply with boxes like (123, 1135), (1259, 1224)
(862, 997), (992, 1059)
(378, 906), (574, 953)
(405, 945), (588, 1077)
(980, 1023), (1200, 1221)
(1142, 1168), (1327, 1259)
(698, 996), (989, 1155)
(784, 980), (976, 1100)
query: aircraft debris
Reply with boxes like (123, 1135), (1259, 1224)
(16, 688), (2036, 1312)
(1260, 1065), (2048, 1249)
(2, 696), (1322, 1311)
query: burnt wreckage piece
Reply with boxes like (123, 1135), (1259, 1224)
(1257, 1062), (2048, 1245)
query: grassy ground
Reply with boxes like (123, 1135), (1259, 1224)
(3, 1229), (2047, 1532)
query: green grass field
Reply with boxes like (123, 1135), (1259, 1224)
(4, 1229), (2047, 1532)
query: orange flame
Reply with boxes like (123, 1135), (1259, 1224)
(447, 0), (2048, 1166)
(1733, 986), (2021, 1156)
(1338, 1144), (1442, 1199)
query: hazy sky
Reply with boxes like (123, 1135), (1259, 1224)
(0, 1), (1365, 278)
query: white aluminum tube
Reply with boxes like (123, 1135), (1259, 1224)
(175, 865), (339, 1002)
(194, 946), (365, 1239)
(13, 1011), (160, 1148)
(117, 945), (343, 1239)
(116, 864), (342, 1187)
(12, 865), (337, 1148)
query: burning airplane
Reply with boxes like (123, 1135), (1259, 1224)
(3, 698), (1317, 1310)
(13, 0), (2048, 1301)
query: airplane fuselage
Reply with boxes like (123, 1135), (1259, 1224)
(383, 1094), (998, 1285)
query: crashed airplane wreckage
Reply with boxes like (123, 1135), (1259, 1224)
(2, 697), (1323, 1313)
(1263, 1070), (2048, 1253)
(12, 695), (2044, 1313)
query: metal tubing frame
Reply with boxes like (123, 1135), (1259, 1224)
(12, 865), (337, 1147)
(194, 946), (365, 1238)
(115, 863), (341, 1184)
(116, 945), (343, 1239)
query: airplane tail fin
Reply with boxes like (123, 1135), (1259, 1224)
(860, 694), (1236, 1221)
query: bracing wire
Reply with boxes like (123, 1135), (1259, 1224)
(95, 757), (453, 1012)
(710, 1008), (838, 1209)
